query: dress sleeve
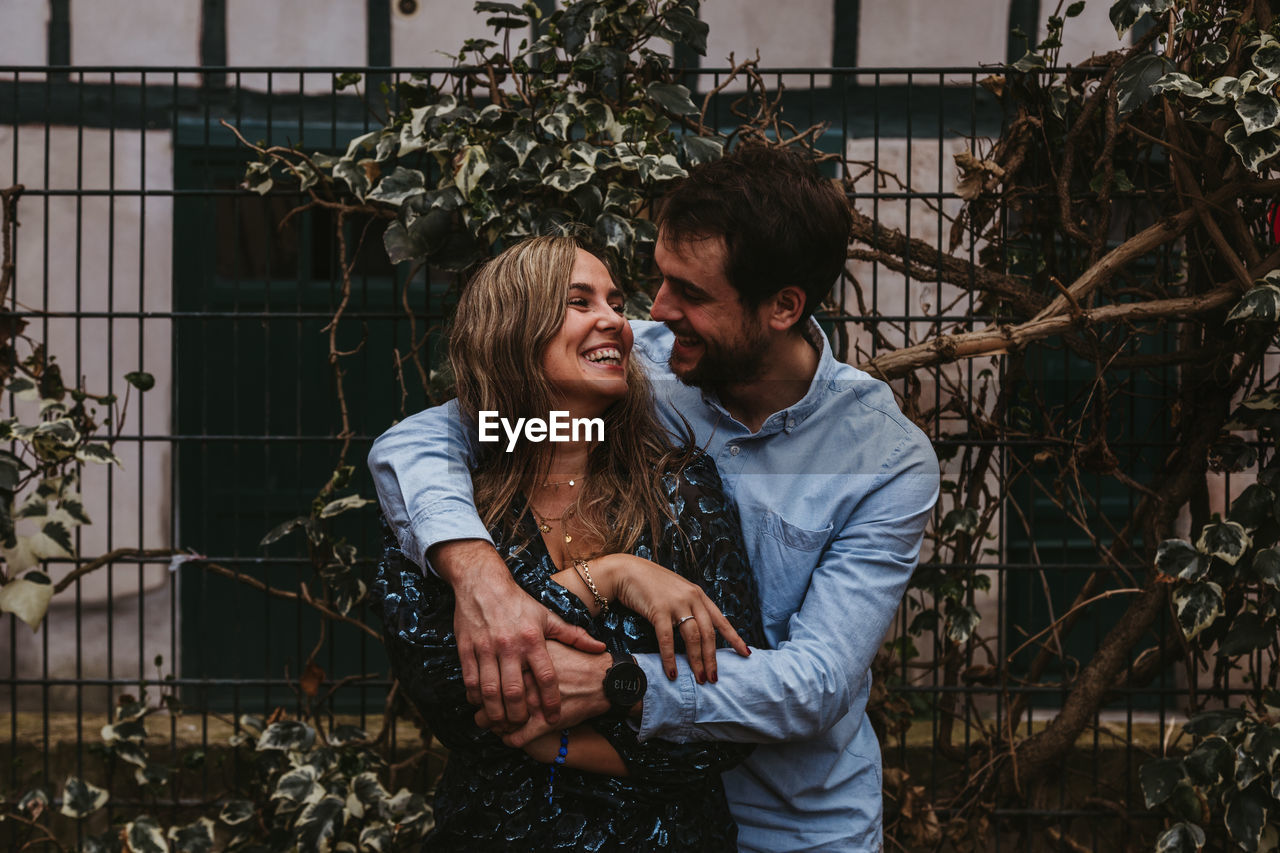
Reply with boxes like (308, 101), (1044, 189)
(589, 451), (765, 789)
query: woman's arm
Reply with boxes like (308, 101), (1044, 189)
(522, 726), (628, 776)
(584, 452), (767, 790)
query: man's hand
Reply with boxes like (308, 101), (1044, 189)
(432, 539), (605, 726)
(474, 640), (614, 748)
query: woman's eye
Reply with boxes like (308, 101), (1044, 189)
(568, 297), (589, 307)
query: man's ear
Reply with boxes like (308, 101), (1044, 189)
(764, 286), (807, 332)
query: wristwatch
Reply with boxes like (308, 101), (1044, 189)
(602, 649), (647, 718)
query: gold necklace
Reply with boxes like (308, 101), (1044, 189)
(541, 474), (584, 488)
(531, 506), (574, 544)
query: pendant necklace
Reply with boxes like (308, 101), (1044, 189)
(531, 506), (574, 544)
(541, 473), (585, 489)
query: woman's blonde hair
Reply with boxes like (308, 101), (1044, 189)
(449, 234), (692, 556)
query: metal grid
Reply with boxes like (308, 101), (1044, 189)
(0, 66), (1190, 848)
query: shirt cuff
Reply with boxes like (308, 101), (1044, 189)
(404, 501), (495, 574)
(634, 652), (697, 742)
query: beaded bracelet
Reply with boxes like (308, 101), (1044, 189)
(547, 728), (570, 804)
(572, 559), (609, 612)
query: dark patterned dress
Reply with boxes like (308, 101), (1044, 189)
(374, 451), (764, 852)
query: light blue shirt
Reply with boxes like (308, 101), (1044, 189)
(369, 320), (939, 852)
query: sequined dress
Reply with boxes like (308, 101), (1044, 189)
(374, 451), (764, 852)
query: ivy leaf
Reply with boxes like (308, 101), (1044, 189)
(594, 213), (634, 257)
(60, 776), (109, 818)
(1216, 610), (1274, 656)
(939, 507), (979, 537)
(1108, 0), (1171, 38)
(1224, 781), (1270, 851)
(1174, 580), (1224, 640)
(1254, 44), (1280, 77)
(318, 495), (374, 519)
(17, 788), (49, 820)
(168, 817), (216, 853)
(274, 765), (319, 804)
(1140, 757), (1186, 807)
(542, 166), (594, 193)
(1184, 736), (1233, 787)
(453, 145), (490, 197)
(1208, 436), (1258, 473)
(123, 817), (167, 853)
(1200, 43), (1229, 65)
(683, 134), (723, 165)
(1236, 91), (1280, 135)
(1252, 546), (1280, 589)
(360, 824), (392, 852)
(1245, 724), (1280, 774)
(646, 82), (699, 116)
(1155, 539), (1205, 581)
(125, 371), (155, 391)
(1065, 0), (1086, 16)
(0, 571), (54, 631)
(1197, 520), (1250, 565)
(1115, 52), (1175, 119)
(367, 167), (426, 206)
(1184, 707), (1245, 737)
(1151, 72), (1211, 99)
(75, 443), (123, 467)
(218, 799), (255, 825)
(259, 516), (306, 547)
(1227, 283), (1280, 322)
(257, 720), (316, 752)
(500, 132), (537, 167)
(1224, 123), (1280, 173)
(1230, 483), (1275, 530)
(944, 601), (981, 644)
(1155, 822), (1206, 853)
(295, 794), (345, 853)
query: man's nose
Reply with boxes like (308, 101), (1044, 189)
(651, 283), (678, 322)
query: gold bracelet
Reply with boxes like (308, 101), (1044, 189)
(573, 559), (609, 612)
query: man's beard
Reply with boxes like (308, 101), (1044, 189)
(667, 322), (769, 390)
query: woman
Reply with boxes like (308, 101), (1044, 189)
(373, 234), (763, 851)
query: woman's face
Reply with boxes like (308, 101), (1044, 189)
(540, 249), (633, 418)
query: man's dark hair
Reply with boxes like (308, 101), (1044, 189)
(655, 144), (852, 326)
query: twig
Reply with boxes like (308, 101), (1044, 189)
(199, 559), (381, 642)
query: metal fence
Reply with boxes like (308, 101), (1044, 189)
(0, 65), (1197, 849)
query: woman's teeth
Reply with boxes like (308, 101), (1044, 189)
(584, 348), (622, 365)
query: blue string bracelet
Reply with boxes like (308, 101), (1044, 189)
(547, 728), (570, 804)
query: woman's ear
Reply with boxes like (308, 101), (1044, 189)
(765, 286), (807, 332)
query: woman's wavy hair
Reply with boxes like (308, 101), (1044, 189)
(449, 233), (693, 557)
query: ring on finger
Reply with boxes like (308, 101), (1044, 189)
(674, 615), (696, 628)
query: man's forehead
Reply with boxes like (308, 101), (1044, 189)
(655, 229), (728, 269)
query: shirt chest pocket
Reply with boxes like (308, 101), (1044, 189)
(756, 511), (833, 624)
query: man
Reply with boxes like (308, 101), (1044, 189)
(369, 144), (939, 851)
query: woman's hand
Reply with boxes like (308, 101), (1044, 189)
(594, 553), (751, 683)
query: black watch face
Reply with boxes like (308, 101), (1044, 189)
(604, 660), (647, 707)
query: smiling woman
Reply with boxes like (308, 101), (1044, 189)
(369, 232), (763, 851)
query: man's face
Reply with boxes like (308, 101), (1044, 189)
(650, 231), (770, 388)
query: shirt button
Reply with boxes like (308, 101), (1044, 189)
(729, 446), (740, 456)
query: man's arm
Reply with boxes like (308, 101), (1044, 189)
(368, 402), (603, 725)
(634, 432), (939, 743)
(492, 431), (938, 745)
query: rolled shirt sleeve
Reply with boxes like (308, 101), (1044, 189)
(367, 400), (489, 571)
(635, 428), (939, 744)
